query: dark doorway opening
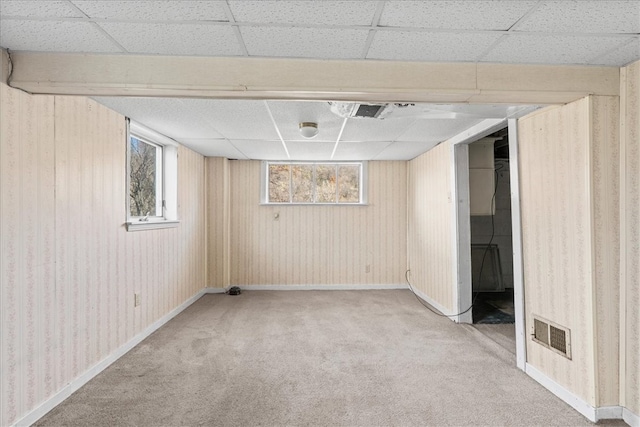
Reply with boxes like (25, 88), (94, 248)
(468, 128), (515, 325)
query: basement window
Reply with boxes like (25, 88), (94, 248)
(126, 120), (179, 231)
(261, 161), (367, 205)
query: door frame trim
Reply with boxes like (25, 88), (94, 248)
(450, 118), (527, 371)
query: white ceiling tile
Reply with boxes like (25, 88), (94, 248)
(482, 34), (632, 65)
(591, 38), (640, 66)
(332, 141), (393, 160)
(240, 26), (369, 59)
(72, 1), (228, 21)
(341, 117), (418, 142)
(228, 1), (378, 26)
(0, 20), (120, 52)
(398, 118), (484, 143)
(379, 1), (537, 30)
(286, 141), (335, 161)
(179, 139), (248, 159)
(183, 99), (279, 140)
(0, 0), (83, 17)
(266, 101), (345, 143)
(93, 97), (225, 139)
(230, 139), (289, 160)
(516, 1), (640, 34)
(373, 141), (440, 160)
(98, 22), (241, 56)
(91, 98), (537, 160)
(367, 31), (501, 62)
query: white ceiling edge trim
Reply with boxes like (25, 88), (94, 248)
(129, 120), (180, 147)
(448, 118), (507, 146)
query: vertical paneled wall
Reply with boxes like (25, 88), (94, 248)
(518, 96), (620, 407)
(1, 83), (55, 426)
(0, 83), (206, 426)
(205, 157), (230, 288)
(590, 96), (621, 407)
(407, 142), (455, 311)
(519, 101), (594, 403)
(226, 160), (407, 285)
(621, 60), (640, 417)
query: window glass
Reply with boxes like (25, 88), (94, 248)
(264, 162), (364, 205)
(292, 164), (314, 203)
(269, 163), (290, 203)
(129, 136), (161, 217)
(315, 164), (337, 203)
(338, 164), (360, 203)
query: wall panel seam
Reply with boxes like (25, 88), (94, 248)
(587, 95), (601, 405)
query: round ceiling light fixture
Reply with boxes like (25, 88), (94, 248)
(299, 122), (319, 139)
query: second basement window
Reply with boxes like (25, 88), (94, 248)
(262, 162), (367, 205)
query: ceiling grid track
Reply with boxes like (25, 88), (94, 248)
(66, 0), (128, 53)
(506, 1), (544, 32)
(263, 101), (291, 160)
(361, 0), (386, 59)
(2, 0), (638, 160)
(0, 18), (635, 38)
(222, 0), (248, 57)
(474, 0), (543, 63)
(330, 118), (349, 160)
(587, 37), (640, 65)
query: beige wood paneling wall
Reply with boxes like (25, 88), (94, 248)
(621, 60), (640, 416)
(227, 160), (406, 285)
(407, 142), (455, 311)
(590, 96), (621, 407)
(205, 157), (230, 288)
(518, 95), (620, 407)
(1, 83), (55, 425)
(0, 83), (206, 426)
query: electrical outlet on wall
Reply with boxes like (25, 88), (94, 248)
(365, 264), (371, 273)
(134, 293), (141, 307)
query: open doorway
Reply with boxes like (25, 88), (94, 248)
(451, 118), (527, 368)
(468, 128), (515, 326)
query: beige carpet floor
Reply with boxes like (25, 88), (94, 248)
(36, 290), (623, 426)
(473, 323), (517, 355)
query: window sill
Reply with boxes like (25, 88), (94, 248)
(126, 220), (180, 232)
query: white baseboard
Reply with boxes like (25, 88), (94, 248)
(231, 284), (408, 291)
(525, 363), (637, 425)
(624, 407), (640, 427)
(525, 363), (597, 422)
(596, 406), (623, 419)
(408, 285), (455, 319)
(204, 287), (226, 294)
(13, 287), (209, 427)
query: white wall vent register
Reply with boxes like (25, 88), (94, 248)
(531, 315), (572, 360)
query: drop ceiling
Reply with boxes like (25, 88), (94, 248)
(1, 1), (638, 160)
(93, 98), (538, 160)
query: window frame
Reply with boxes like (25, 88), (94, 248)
(126, 120), (180, 231)
(260, 161), (368, 205)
